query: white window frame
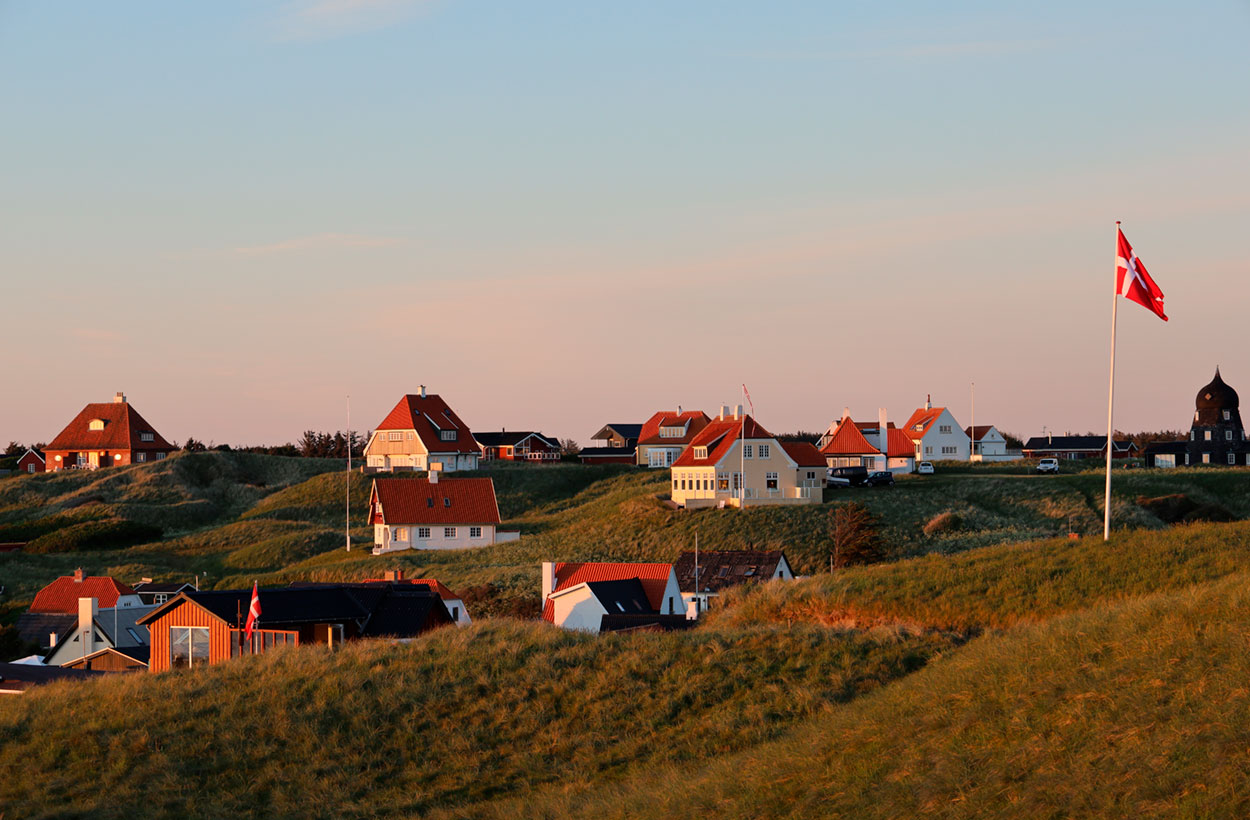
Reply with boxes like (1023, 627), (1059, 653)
(470, 526), (482, 538)
(388, 431), (403, 441)
(444, 527), (457, 538)
(417, 527), (431, 539)
(758, 444), (770, 459)
(743, 444), (754, 459)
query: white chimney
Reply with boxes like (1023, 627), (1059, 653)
(877, 408), (889, 472)
(78, 597), (98, 657)
(114, 392), (126, 404)
(428, 466), (440, 484)
(686, 597), (699, 621)
(677, 405), (682, 414)
(925, 394), (932, 411)
(719, 405), (730, 420)
(734, 404), (743, 420)
(842, 406), (851, 420)
(419, 384), (427, 398)
(541, 562), (556, 600)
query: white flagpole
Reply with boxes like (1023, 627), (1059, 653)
(1103, 222), (1121, 541)
(346, 394), (352, 552)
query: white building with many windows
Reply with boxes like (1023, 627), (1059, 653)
(902, 397), (970, 461)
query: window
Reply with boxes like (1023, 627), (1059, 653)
(939, 425), (951, 434)
(718, 566), (730, 577)
(136, 452), (146, 463)
(444, 527), (457, 538)
(1202, 453), (1211, 464)
(744, 566), (756, 577)
(765, 472), (779, 489)
(659, 425), (685, 439)
(1185, 454), (1190, 465)
(1224, 410), (1232, 421)
(717, 474), (730, 490)
(743, 445), (754, 459)
(27, 463), (36, 473)
(1229, 453), (1236, 465)
(807, 471), (816, 480)
(406, 432), (414, 439)
(470, 526), (482, 538)
(1205, 431), (1212, 441)
(417, 527), (431, 539)
(169, 626), (210, 668)
(680, 479), (687, 490)
(925, 446), (932, 455)
(693, 446), (708, 459)
(1190, 431), (1195, 440)
(1226, 430), (1234, 441)
(451, 606), (459, 621)
(155, 452), (166, 460)
(388, 431), (403, 441)
(440, 430), (457, 441)
(443, 497), (451, 508)
(127, 627), (143, 643)
(154, 593), (168, 605)
(673, 479), (679, 490)
(758, 444), (770, 459)
(89, 419), (105, 431)
(395, 527), (409, 541)
(140, 432), (154, 442)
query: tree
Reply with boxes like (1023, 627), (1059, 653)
(3, 441), (24, 457)
(559, 438), (581, 456)
(182, 437), (207, 452)
(828, 502), (885, 569)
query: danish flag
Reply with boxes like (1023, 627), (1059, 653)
(1116, 227), (1167, 321)
(244, 582), (261, 640)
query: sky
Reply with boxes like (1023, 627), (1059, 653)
(3, 1), (1249, 447)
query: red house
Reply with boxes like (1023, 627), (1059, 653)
(475, 431), (561, 463)
(45, 392), (176, 471)
(16, 448), (44, 474)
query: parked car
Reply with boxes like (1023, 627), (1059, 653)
(827, 475), (852, 489)
(864, 471), (895, 487)
(1036, 458), (1059, 474)
(828, 466), (869, 487)
(917, 461), (934, 475)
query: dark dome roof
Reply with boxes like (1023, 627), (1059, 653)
(1196, 368), (1239, 411)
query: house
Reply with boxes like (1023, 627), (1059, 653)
(1022, 435), (1137, 460)
(43, 596), (153, 671)
(15, 569), (143, 649)
(368, 474), (517, 554)
(363, 387), (481, 473)
(636, 410), (710, 468)
(16, 448), (44, 474)
(541, 561), (688, 632)
(1146, 369), (1250, 467)
(673, 549), (795, 614)
(136, 583), (453, 672)
(476, 431), (561, 463)
(0, 663), (104, 694)
(669, 406), (825, 508)
(818, 410), (917, 474)
(363, 570), (472, 626)
(132, 580), (198, 606)
(44, 393), (176, 471)
(902, 397), (970, 461)
(578, 423), (642, 465)
(965, 425), (1017, 461)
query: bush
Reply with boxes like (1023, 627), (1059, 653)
(923, 511), (963, 536)
(828, 502), (885, 569)
(25, 518), (163, 554)
(1137, 494), (1235, 525)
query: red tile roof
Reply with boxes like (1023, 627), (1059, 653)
(373, 394), (480, 454)
(902, 407), (946, 441)
(364, 576), (459, 601)
(819, 419), (880, 456)
(965, 425), (996, 441)
(46, 400), (175, 453)
(887, 428), (918, 458)
(542, 562), (675, 622)
(671, 416), (773, 467)
(370, 478), (501, 526)
(29, 574), (136, 614)
(637, 410), (711, 446)
(781, 440), (827, 467)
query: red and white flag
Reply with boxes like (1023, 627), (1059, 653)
(742, 384), (754, 417)
(1116, 228), (1167, 321)
(244, 582), (261, 640)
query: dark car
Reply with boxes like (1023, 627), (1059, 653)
(827, 466), (869, 487)
(864, 471), (895, 487)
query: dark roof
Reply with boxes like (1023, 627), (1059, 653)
(0, 662), (105, 692)
(964, 425), (998, 441)
(360, 586), (453, 636)
(132, 581), (196, 595)
(577, 446), (637, 458)
(1145, 441), (1189, 454)
(1196, 368), (1239, 412)
(599, 614), (695, 633)
(474, 431), (558, 449)
(1022, 436), (1136, 453)
(673, 550), (789, 594)
(584, 579), (657, 615)
(15, 612), (76, 648)
(591, 423), (643, 441)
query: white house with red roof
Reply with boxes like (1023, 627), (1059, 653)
(635, 409), (711, 468)
(367, 570), (472, 626)
(818, 409), (918, 474)
(902, 396), (970, 461)
(44, 393), (176, 471)
(14, 569), (145, 650)
(670, 406), (824, 508)
(965, 425), (1016, 461)
(368, 475), (517, 554)
(541, 561), (685, 632)
(363, 387), (481, 472)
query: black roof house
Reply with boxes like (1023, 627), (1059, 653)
(1146, 368), (1250, 467)
(673, 550), (794, 596)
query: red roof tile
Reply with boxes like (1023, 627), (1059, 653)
(964, 425), (996, 441)
(542, 562), (675, 622)
(636, 410), (711, 446)
(819, 419), (880, 456)
(671, 416), (773, 467)
(902, 407), (946, 441)
(46, 400), (175, 453)
(373, 394), (480, 454)
(370, 478), (501, 526)
(887, 428), (918, 458)
(781, 440), (826, 467)
(29, 574), (136, 614)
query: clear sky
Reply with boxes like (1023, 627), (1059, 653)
(4, 1), (1249, 447)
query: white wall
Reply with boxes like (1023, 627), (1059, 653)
(374, 523), (498, 552)
(550, 587), (609, 632)
(917, 409), (970, 460)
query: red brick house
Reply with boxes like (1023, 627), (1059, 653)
(45, 393), (176, 471)
(16, 448), (44, 474)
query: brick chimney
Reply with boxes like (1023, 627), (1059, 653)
(384, 569), (404, 582)
(73, 568), (84, 583)
(925, 394), (932, 411)
(114, 392), (126, 404)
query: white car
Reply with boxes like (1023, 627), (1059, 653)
(917, 461), (934, 475)
(1037, 458), (1059, 474)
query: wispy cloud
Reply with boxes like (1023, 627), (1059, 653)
(233, 232), (407, 256)
(273, 0), (436, 41)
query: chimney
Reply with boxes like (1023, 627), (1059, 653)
(78, 597), (98, 657)
(842, 406), (851, 420)
(878, 408), (889, 471)
(541, 562), (556, 601)
(73, 568), (84, 583)
(686, 597), (699, 621)
(419, 384), (427, 398)
(734, 404), (743, 420)
(925, 394), (932, 411)
(719, 404), (730, 420)
(384, 569), (404, 582)
(114, 392), (126, 404)
(428, 465), (440, 484)
(677, 405), (682, 414)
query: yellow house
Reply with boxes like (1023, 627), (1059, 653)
(670, 409), (825, 509)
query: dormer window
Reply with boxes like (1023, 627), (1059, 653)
(659, 424), (687, 439)
(443, 497), (451, 507)
(693, 446), (708, 459)
(1224, 410), (1232, 421)
(426, 498), (434, 508)
(140, 432), (154, 442)
(89, 419), (106, 431)
(440, 430), (456, 441)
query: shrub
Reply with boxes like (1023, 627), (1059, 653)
(828, 502), (885, 569)
(25, 518), (163, 554)
(1137, 493), (1235, 524)
(923, 511), (963, 536)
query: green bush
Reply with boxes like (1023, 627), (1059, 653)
(25, 518), (163, 554)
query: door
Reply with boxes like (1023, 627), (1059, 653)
(88, 452), (100, 469)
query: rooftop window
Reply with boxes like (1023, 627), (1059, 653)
(89, 419), (106, 431)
